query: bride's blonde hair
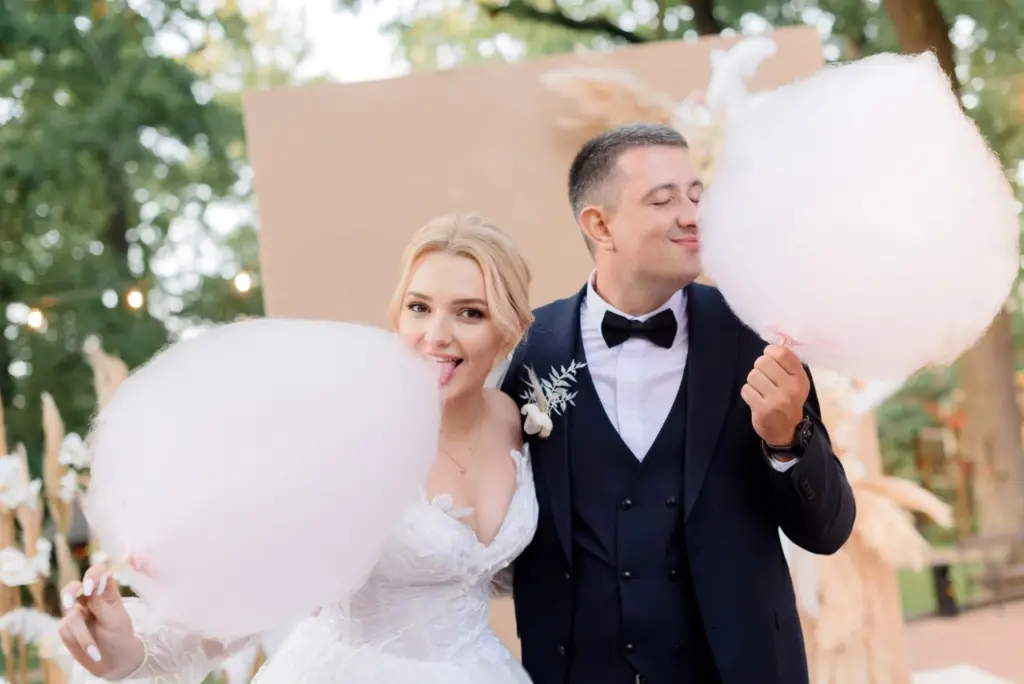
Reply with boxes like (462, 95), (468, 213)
(389, 213), (534, 358)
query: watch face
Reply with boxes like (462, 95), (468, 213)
(797, 419), (813, 446)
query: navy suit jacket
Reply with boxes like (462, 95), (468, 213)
(499, 282), (856, 684)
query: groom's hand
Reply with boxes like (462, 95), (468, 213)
(741, 344), (810, 447)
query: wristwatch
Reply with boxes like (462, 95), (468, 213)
(763, 416), (814, 458)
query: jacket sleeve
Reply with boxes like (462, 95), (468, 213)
(765, 370), (856, 555)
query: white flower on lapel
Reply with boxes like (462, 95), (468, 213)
(519, 361), (586, 439)
(522, 403), (553, 438)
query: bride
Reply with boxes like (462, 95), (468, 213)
(56, 213), (538, 684)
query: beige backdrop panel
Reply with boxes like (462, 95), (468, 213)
(244, 26), (824, 659)
(244, 26), (823, 325)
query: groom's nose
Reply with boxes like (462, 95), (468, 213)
(677, 198), (699, 226)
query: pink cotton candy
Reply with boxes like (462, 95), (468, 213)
(700, 52), (1020, 380)
(84, 318), (441, 639)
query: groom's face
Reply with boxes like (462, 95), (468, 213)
(606, 145), (703, 286)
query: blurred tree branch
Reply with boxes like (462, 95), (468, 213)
(480, 0), (649, 42)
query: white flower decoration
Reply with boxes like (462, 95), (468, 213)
(0, 538), (51, 587)
(33, 538), (53, 579)
(0, 607), (71, 668)
(0, 549), (35, 586)
(519, 361), (586, 439)
(0, 455), (41, 510)
(58, 470), (81, 504)
(58, 432), (92, 470)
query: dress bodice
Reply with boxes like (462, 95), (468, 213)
(320, 447), (538, 658)
(246, 447), (539, 683)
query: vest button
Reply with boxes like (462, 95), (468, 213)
(671, 644), (682, 655)
(621, 570), (632, 581)
(669, 569), (678, 581)
(621, 498), (633, 510)
(624, 643), (635, 653)
(557, 644), (566, 656)
(564, 572), (571, 581)
(665, 496), (678, 508)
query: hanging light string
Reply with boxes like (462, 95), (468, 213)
(16, 271), (256, 331)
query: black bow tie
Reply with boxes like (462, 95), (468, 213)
(601, 309), (677, 349)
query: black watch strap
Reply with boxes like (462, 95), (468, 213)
(764, 416), (814, 457)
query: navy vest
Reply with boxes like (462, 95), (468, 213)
(565, 343), (719, 683)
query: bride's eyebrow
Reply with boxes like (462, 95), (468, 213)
(405, 292), (488, 308)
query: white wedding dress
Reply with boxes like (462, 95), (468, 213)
(73, 447), (538, 684)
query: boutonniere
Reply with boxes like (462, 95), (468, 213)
(519, 360), (586, 439)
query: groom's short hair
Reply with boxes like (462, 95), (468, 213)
(568, 123), (688, 227)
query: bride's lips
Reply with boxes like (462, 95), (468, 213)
(427, 355), (463, 385)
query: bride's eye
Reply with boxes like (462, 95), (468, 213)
(407, 302), (429, 314)
(461, 308), (486, 320)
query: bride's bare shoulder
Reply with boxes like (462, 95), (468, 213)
(484, 388), (522, 447)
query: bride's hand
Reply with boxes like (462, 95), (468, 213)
(58, 563), (145, 679)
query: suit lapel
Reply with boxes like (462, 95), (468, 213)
(684, 284), (739, 521)
(524, 287), (585, 564)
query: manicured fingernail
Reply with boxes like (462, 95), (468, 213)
(87, 646), (101, 662)
(98, 575), (108, 595)
(61, 593), (74, 610)
(83, 578), (94, 596)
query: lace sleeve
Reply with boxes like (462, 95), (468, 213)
(123, 599), (256, 682)
(66, 598), (257, 684)
(490, 563), (514, 599)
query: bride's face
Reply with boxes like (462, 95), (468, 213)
(397, 252), (506, 401)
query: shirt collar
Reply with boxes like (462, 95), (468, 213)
(583, 270), (686, 332)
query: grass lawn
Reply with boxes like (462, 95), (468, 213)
(898, 563), (980, 618)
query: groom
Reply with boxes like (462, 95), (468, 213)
(499, 123), (855, 684)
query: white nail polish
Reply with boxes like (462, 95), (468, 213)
(61, 593), (74, 610)
(98, 576), (108, 595)
(87, 646), (102, 662)
(83, 578), (94, 596)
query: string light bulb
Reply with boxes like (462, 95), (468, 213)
(233, 271), (253, 294)
(125, 288), (145, 310)
(26, 309), (44, 330)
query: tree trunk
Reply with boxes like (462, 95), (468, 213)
(687, 0), (722, 36)
(882, 0), (956, 80)
(883, 0), (1024, 549)
(958, 313), (1024, 542)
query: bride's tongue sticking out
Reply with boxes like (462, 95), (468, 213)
(436, 358), (460, 385)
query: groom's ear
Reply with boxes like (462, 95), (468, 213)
(579, 206), (614, 252)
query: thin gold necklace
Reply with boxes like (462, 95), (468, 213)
(440, 408), (487, 475)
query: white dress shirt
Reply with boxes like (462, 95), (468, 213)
(580, 274), (797, 472)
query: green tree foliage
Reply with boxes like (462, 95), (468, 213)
(0, 0), (294, 466)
